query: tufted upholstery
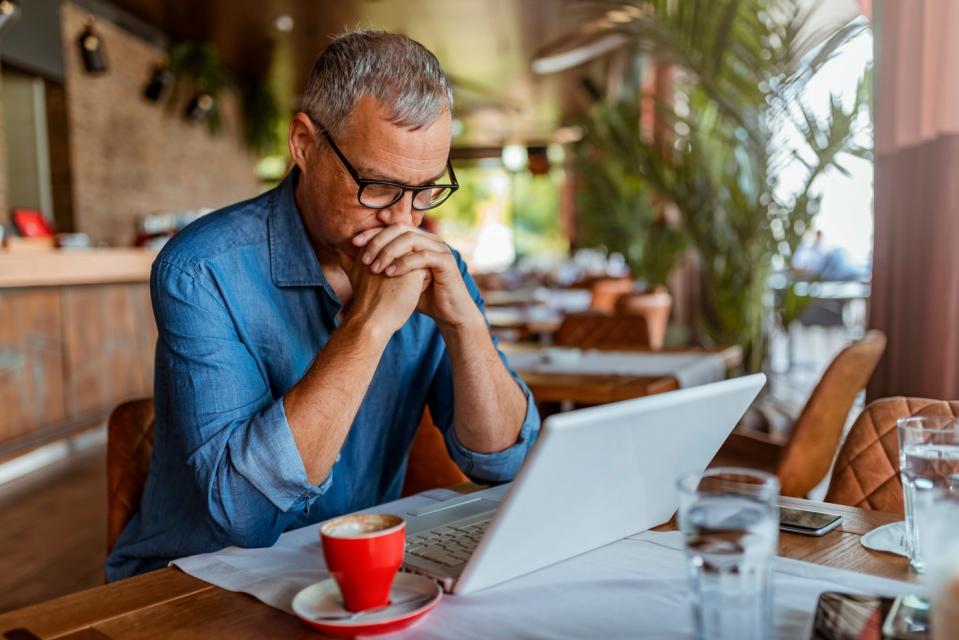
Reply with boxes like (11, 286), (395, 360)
(106, 399), (467, 553)
(825, 397), (959, 514)
(774, 330), (886, 497)
(401, 409), (469, 496)
(106, 398), (156, 553)
(554, 311), (651, 350)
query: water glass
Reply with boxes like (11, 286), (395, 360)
(898, 416), (959, 572)
(677, 467), (780, 640)
(916, 488), (959, 640)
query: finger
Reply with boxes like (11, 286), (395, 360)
(361, 224), (423, 266)
(384, 249), (449, 277)
(373, 233), (448, 274)
(352, 226), (386, 247)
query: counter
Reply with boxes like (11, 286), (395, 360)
(0, 249), (158, 460)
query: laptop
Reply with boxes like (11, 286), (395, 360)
(401, 373), (766, 594)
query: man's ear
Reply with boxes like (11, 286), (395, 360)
(288, 113), (317, 173)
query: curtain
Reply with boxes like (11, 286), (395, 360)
(868, 0), (959, 400)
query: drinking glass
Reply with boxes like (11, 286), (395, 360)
(916, 486), (959, 640)
(677, 467), (780, 640)
(898, 416), (959, 572)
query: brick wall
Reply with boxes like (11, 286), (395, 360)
(60, 2), (260, 245)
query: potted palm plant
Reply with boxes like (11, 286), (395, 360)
(581, 0), (871, 368)
(574, 99), (687, 349)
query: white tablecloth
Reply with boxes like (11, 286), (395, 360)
(504, 348), (727, 389)
(173, 491), (919, 639)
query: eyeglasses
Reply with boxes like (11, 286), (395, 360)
(314, 121), (458, 211)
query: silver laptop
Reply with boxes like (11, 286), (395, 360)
(401, 373), (766, 594)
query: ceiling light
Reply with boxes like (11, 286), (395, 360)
(78, 19), (108, 74)
(0, 0), (20, 35)
(501, 144), (528, 172)
(275, 15), (294, 32)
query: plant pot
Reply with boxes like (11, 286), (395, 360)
(615, 287), (673, 350)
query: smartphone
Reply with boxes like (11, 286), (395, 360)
(779, 505), (843, 536)
(811, 592), (930, 640)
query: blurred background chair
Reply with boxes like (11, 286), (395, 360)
(825, 396), (959, 514)
(713, 330), (886, 497)
(106, 400), (466, 554)
(554, 311), (651, 350)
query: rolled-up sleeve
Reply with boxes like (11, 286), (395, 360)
(427, 252), (541, 483)
(153, 260), (329, 546)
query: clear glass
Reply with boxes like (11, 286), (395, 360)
(917, 489), (959, 640)
(898, 416), (959, 572)
(676, 467), (780, 640)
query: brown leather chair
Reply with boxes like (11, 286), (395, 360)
(714, 330), (886, 497)
(554, 311), (651, 350)
(106, 400), (467, 553)
(825, 397), (959, 514)
(401, 409), (469, 496)
(106, 398), (155, 553)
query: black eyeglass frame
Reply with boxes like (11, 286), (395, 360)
(315, 122), (458, 211)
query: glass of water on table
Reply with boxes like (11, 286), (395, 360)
(899, 415), (959, 572)
(676, 467), (779, 640)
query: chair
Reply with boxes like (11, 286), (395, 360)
(106, 400), (467, 553)
(106, 398), (155, 553)
(554, 311), (651, 350)
(401, 410), (469, 496)
(714, 330), (886, 497)
(825, 397), (959, 514)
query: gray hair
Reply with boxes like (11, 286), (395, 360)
(301, 30), (454, 137)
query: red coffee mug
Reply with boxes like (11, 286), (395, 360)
(320, 514), (406, 612)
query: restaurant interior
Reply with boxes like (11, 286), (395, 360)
(1, 0), (958, 638)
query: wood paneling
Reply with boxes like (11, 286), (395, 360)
(0, 289), (66, 444)
(62, 284), (155, 419)
(0, 280), (155, 458)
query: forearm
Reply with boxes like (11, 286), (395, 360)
(441, 319), (528, 453)
(284, 316), (391, 484)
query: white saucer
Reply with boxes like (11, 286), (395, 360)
(292, 572), (442, 636)
(861, 521), (909, 557)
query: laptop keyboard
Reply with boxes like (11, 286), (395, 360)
(405, 519), (491, 568)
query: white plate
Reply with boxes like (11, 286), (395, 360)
(291, 572), (442, 631)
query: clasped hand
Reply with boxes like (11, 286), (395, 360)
(339, 224), (483, 334)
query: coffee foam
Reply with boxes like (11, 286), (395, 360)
(321, 514), (403, 538)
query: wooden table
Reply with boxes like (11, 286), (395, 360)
(0, 496), (912, 639)
(508, 345), (744, 405)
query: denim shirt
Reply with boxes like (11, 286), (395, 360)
(105, 168), (540, 581)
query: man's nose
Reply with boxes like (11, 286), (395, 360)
(376, 192), (419, 226)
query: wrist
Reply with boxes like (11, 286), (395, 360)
(437, 308), (487, 341)
(341, 311), (393, 346)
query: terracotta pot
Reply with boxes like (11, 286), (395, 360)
(615, 287), (673, 350)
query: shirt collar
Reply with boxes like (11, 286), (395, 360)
(268, 167), (335, 294)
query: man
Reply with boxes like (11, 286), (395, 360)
(106, 31), (540, 580)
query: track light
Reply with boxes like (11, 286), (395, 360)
(185, 92), (215, 122)
(143, 65), (174, 102)
(0, 0), (21, 35)
(78, 19), (108, 74)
